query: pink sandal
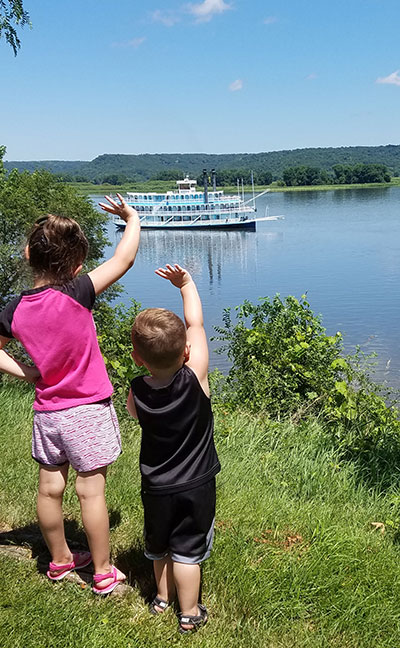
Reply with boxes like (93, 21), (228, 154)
(92, 565), (126, 595)
(47, 551), (92, 581)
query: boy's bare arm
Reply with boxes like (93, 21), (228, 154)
(0, 336), (40, 383)
(89, 194), (140, 295)
(155, 264), (209, 393)
(126, 389), (138, 418)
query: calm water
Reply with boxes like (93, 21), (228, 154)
(92, 187), (400, 386)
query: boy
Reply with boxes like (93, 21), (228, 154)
(126, 263), (220, 634)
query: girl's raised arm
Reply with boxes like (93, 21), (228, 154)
(88, 194), (140, 295)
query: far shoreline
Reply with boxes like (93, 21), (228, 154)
(69, 178), (400, 196)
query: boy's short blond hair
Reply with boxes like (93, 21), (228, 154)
(132, 308), (186, 369)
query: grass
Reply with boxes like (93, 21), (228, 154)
(2, 381), (400, 646)
(68, 178), (400, 196)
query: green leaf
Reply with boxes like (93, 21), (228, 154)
(335, 381), (348, 396)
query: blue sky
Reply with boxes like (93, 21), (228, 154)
(1, 0), (400, 160)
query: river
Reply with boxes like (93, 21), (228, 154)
(91, 186), (400, 387)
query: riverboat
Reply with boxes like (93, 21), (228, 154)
(112, 170), (283, 231)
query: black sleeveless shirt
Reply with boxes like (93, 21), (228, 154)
(131, 365), (220, 495)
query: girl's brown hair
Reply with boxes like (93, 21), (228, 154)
(132, 308), (187, 369)
(27, 214), (89, 284)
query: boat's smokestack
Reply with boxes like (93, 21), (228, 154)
(211, 169), (217, 192)
(203, 169), (208, 204)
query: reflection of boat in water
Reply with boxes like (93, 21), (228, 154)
(113, 171), (283, 231)
(113, 226), (282, 287)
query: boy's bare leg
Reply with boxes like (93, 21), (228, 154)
(173, 561), (201, 628)
(37, 463), (72, 570)
(75, 467), (112, 576)
(153, 556), (176, 608)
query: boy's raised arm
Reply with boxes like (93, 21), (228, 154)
(155, 264), (209, 394)
(88, 194), (140, 295)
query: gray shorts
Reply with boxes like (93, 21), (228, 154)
(32, 399), (121, 473)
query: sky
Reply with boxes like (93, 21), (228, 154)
(1, 0), (400, 160)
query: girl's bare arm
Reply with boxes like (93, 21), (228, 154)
(88, 194), (141, 295)
(0, 336), (40, 383)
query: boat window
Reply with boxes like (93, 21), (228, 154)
(196, 205), (200, 211)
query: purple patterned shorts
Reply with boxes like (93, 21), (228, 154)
(32, 399), (121, 473)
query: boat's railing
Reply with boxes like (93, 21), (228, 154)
(152, 196), (169, 217)
(131, 204), (254, 217)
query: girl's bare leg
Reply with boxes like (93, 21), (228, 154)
(37, 463), (71, 569)
(153, 556), (175, 609)
(75, 467), (111, 576)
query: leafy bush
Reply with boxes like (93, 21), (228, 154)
(94, 300), (145, 407)
(214, 295), (400, 468)
(214, 295), (343, 418)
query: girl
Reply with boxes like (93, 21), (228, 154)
(0, 194), (140, 594)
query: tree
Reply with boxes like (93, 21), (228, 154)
(332, 163), (391, 184)
(0, 151), (109, 309)
(0, 1), (30, 55)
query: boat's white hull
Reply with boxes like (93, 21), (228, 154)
(114, 215), (282, 231)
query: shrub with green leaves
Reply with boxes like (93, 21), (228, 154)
(214, 294), (343, 418)
(214, 294), (400, 470)
(94, 299), (145, 408)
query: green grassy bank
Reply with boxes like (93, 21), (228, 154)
(2, 381), (400, 647)
(69, 178), (400, 196)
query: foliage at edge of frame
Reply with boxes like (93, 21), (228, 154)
(212, 294), (400, 466)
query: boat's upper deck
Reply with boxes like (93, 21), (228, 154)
(126, 176), (242, 207)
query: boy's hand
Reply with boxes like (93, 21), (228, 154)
(155, 264), (192, 288)
(99, 193), (137, 223)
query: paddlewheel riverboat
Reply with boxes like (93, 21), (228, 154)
(113, 170), (283, 231)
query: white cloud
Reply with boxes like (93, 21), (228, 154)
(130, 37), (146, 49)
(376, 70), (400, 86)
(187, 0), (232, 23)
(264, 16), (277, 25)
(112, 37), (146, 49)
(151, 9), (181, 27)
(305, 73), (317, 81)
(229, 79), (243, 92)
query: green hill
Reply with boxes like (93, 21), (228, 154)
(4, 144), (400, 182)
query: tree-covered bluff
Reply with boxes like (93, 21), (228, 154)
(4, 144), (400, 184)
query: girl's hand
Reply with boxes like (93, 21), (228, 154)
(155, 264), (192, 288)
(99, 193), (137, 223)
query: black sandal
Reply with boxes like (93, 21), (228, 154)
(149, 596), (170, 615)
(178, 604), (208, 634)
